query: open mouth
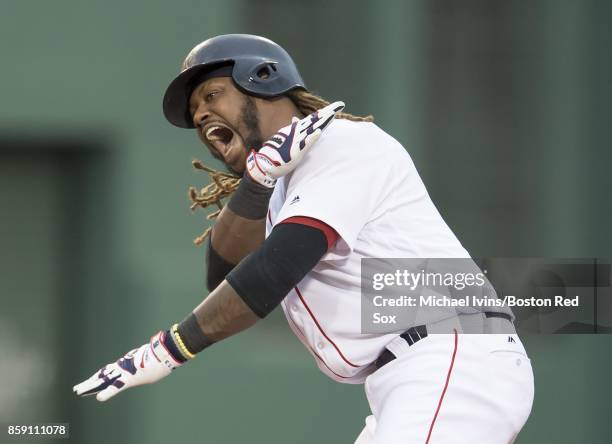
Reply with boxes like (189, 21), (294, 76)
(204, 124), (235, 158)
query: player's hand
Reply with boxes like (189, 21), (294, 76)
(246, 101), (345, 188)
(73, 331), (182, 402)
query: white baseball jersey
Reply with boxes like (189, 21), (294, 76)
(266, 118), (470, 383)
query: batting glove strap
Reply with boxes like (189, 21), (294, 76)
(162, 327), (190, 363)
(246, 149), (277, 188)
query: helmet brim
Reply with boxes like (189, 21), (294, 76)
(162, 63), (229, 129)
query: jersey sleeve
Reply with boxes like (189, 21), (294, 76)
(279, 216), (339, 250)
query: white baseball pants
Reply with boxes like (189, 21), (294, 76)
(354, 331), (534, 443)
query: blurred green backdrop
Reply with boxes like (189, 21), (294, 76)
(1, 0), (611, 443)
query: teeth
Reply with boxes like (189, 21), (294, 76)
(206, 126), (221, 139)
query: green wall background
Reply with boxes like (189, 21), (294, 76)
(1, 1), (611, 442)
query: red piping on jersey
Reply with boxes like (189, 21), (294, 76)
(311, 349), (350, 380)
(279, 216), (339, 249)
(425, 329), (459, 444)
(283, 302), (351, 380)
(294, 286), (361, 368)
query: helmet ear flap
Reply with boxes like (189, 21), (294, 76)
(231, 58), (294, 97)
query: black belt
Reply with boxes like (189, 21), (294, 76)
(374, 312), (513, 369)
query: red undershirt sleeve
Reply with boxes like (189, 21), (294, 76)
(278, 216), (339, 250)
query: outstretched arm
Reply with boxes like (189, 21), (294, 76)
(73, 102), (343, 402)
(73, 221), (336, 401)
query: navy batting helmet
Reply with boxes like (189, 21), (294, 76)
(163, 34), (307, 128)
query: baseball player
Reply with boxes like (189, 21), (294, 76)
(74, 34), (534, 443)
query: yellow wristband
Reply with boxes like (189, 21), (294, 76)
(172, 323), (196, 359)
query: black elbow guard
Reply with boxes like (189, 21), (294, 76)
(225, 223), (328, 318)
(205, 236), (236, 291)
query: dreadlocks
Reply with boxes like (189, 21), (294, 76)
(287, 89), (374, 123)
(188, 91), (374, 245)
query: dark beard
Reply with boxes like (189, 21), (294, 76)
(224, 95), (264, 176)
(241, 95), (264, 152)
